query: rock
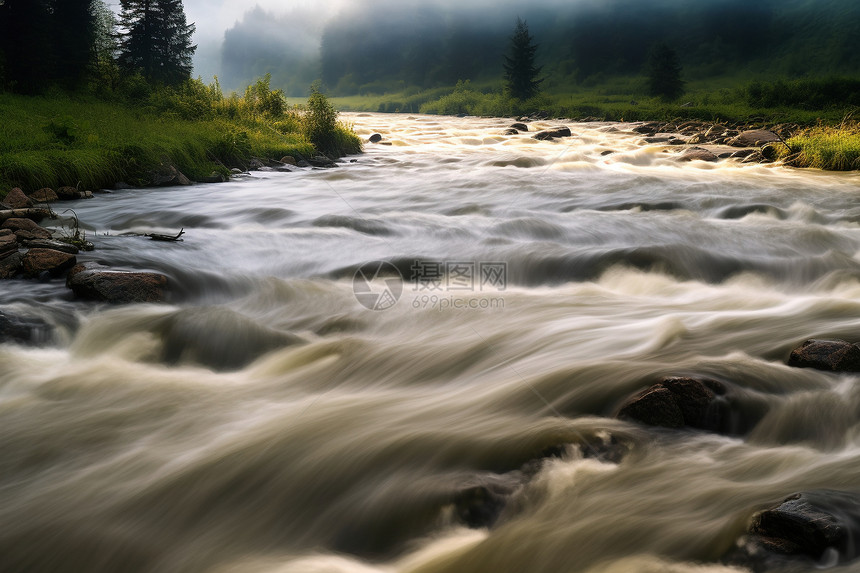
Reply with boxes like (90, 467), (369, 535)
(643, 136), (673, 144)
(504, 128), (519, 135)
(452, 475), (519, 528)
(0, 311), (51, 345)
(247, 158), (265, 171)
(679, 147), (719, 162)
(533, 126), (572, 140)
(0, 230), (18, 257)
(152, 165), (192, 186)
(368, 133), (383, 143)
(617, 376), (729, 432)
(600, 150), (615, 156)
(279, 155), (297, 166)
(21, 248), (76, 277)
(309, 155), (337, 168)
(81, 190), (94, 199)
(729, 130), (781, 147)
(730, 149), (756, 159)
(20, 239), (79, 254)
(510, 122), (529, 132)
(726, 491), (860, 571)
(296, 159), (311, 168)
(66, 263), (168, 303)
(55, 186), (80, 200)
(0, 252), (23, 279)
(230, 168), (243, 175)
(787, 339), (860, 372)
(687, 134), (705, 144)
(1, 218), (52, 240)
(200, 172), (226, 184)
(632, 123), (661, 135)
(742, 152), (764, 163)
(1, 188), (33, 209)
(668, 137), (687, 145)
(29, 188), (58, 203)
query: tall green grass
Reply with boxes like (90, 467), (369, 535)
(0, 78), (361, 194)
(779, 121), (860, 170)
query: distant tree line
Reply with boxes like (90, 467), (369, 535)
(220, 0), (860, 98)
(0, 0), (195, 94)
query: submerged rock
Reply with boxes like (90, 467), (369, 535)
(66, 263), (168, 303)
(726, 490), (860, 572)
(55, 186), (81, 200)
(0, 311), (52, 345)
(20, 239), (79, 254)
(617, 376), (730, 432)
(510, 122), (529, 132)
(787, 339), (860, 372)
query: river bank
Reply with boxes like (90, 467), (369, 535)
(0, 83), (361, 196)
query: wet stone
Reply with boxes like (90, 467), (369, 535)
(787, 339), (860, 372)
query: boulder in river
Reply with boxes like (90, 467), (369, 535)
(0, 252), (23, 279)
(510, 122), (529, 132)
(533, 126), (572, 141)
(0, 229), (18, 257)
(20, 239), (79, 254)
(21, 248), (77, 278)
(1, 188), (33, 210)
(729, 130), (781, 147)
(679, 147), (719, 162)
(617, 376), (730, 432)
(151, 164), (192, 187)
(66, 263), (168, 303)
(725, 490), (860, 571)
(368, 133), (383, 143)
(55, 186), (81, 200)
(279, 155), (297, 166)
(28, 188), (58, 203)
(1, 218), (52, 240)
(787, 339), (860, 372)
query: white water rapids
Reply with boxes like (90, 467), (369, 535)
(1, 114), (860, 572)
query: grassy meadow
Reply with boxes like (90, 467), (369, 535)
(0, 77), (361, 196)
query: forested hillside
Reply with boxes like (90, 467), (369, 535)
(220, 0), (860, 96)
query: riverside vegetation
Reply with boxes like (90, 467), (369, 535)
(0, 75), (361, 196)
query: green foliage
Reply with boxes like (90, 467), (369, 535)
(243, 74), (286, 117)
(299, 87), (361, 157)
(503, 18), (543, 101)
(645, 42), (685, 101)
(778, 121), (860, 170)
(744, 77), (860, 109)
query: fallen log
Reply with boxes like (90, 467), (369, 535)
(0, 208), (52, 223)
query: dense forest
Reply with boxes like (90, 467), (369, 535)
(220, 0), (860, 96)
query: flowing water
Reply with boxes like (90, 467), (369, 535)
(2, 114), (860, 573)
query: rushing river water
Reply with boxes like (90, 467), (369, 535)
(2, 114), (860, 573)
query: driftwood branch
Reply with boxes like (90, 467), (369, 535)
(0, 208), (52, 223)
(145, 228), (185, 242)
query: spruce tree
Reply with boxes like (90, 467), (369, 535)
(503, 18), (543, 101)
(645, 42), (685, 101)
(117, 0), (195, 85)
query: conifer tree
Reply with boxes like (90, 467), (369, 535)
(503, 18), (543, 101)
(117, 0), (195, 85)
(645, 42), (685, 101)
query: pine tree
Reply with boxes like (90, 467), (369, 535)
(503, 18), (543, 101)
(645, 42), (684, 101)
(117, 0), (195, 85)
(51, 0), (99, 89)
(0, 0), (54, 92)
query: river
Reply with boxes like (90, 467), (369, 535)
(2, 113), (860, 572)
